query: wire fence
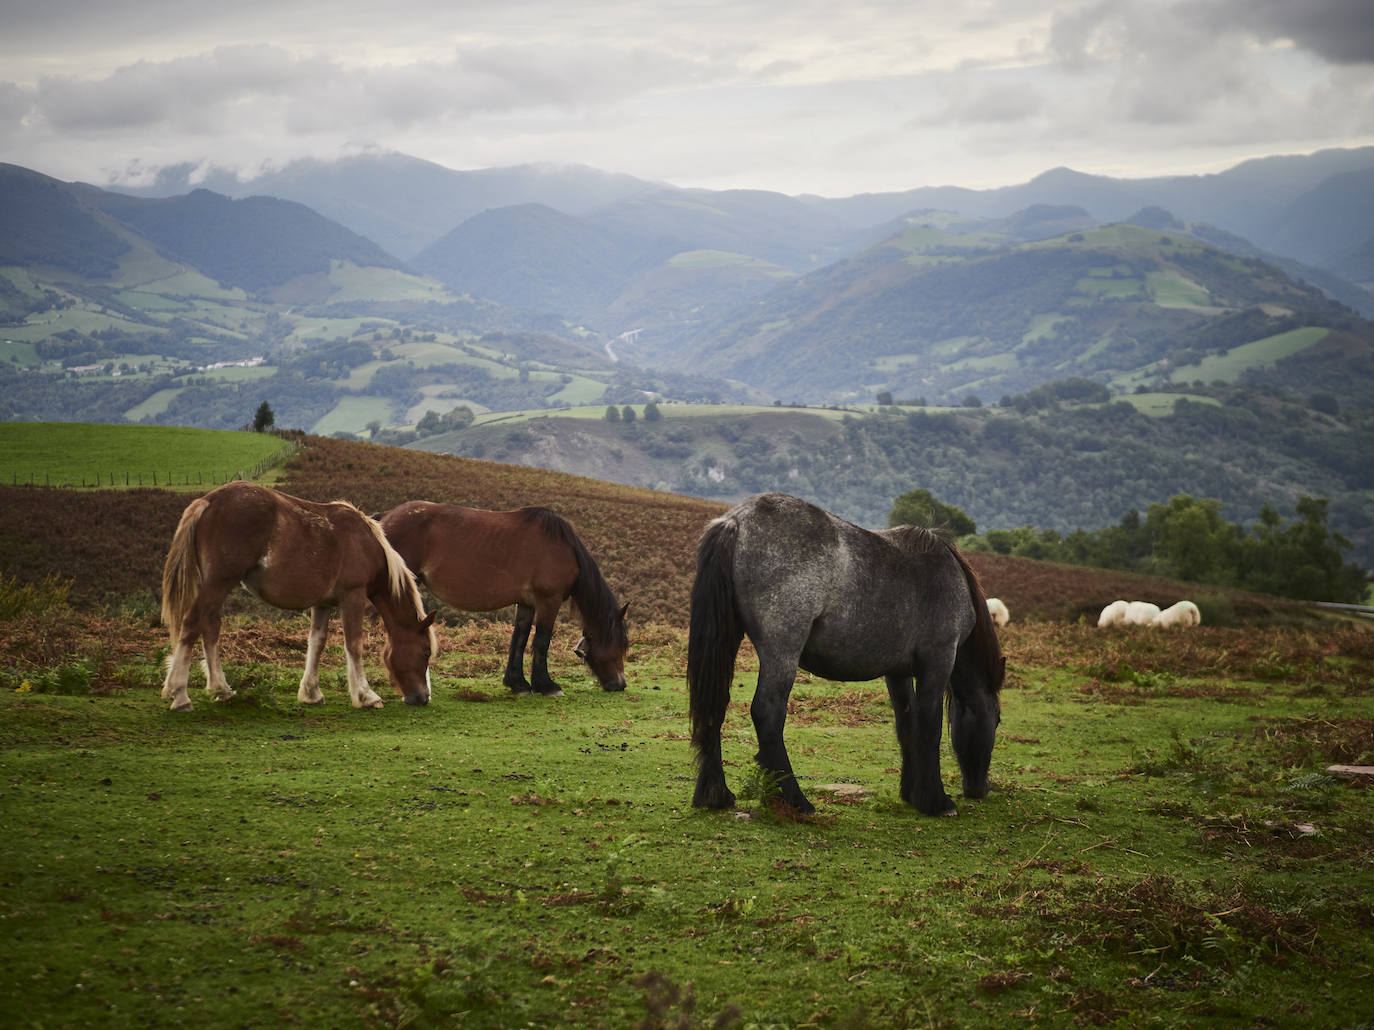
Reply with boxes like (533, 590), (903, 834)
(8, 438), (305, 490)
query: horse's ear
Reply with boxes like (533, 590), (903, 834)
(618, 602), (630, 621)
(421, 610), (438, 629)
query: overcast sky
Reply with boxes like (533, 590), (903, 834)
(3, 0), (1373, 196)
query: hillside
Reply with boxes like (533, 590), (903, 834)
(647, 219), (1374, 406)
(82, 188), (406, 293)
(0, 434), (1314, 627)
(418, 392), (1374, 569)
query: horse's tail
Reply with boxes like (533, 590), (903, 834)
(687, 514), (744, 760)
(949, 544), (1005, 694)
(161, 497), (209, 640)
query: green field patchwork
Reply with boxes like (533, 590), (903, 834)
(1170, 326), (1330, 383)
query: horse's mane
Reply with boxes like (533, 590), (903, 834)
(889, 523), (1003, 693)
(885, 523), (950, 554)
(521, 507), (626, 647)
(346, 501), (434, 643)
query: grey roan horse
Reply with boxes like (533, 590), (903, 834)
(688, 493), (1005, 816)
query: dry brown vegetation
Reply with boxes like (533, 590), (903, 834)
(0, 433), (1324, 629)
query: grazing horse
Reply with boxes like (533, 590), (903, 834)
(160, 482), (436, 712)
(1154, 600), (1201, 628)
(688, 493), (1005, 817)
(380, 501), (629, 696)
(987, 597), (1010, 627)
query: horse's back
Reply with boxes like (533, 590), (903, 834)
(721, 494), (975, 677)
(380, 500), (578, 611)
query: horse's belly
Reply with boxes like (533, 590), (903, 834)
(799, 648), (909, 683)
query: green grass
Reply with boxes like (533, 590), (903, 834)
(0, 423), (295, 488)
(0, 616), (1370, 1029)
(311, 397), (397, 437)
(1118, 392), (1223, 417)
(1168, 327), (1329, 384)
(1146, 269), (1215, 309)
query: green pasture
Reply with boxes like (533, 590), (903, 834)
(0, 423), (295, 488)
(1167, 327), (1330, 384)
(1145, 269), (1215, 309)
(1118, 392), (1223, 417)
(312, 397), (396, 438)
(325, 262), (456, 305)
(0, 616), (1369, 1030)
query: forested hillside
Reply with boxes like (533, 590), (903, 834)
(426, 386), (1374, 569)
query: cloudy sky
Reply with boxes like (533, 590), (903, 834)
(3, 0), (1373, 196)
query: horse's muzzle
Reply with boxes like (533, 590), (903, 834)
(601, 676), (627, 692)
(404, 691), (431, 706)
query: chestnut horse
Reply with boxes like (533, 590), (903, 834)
(380, 501), (628, 696)
(161, 482), (436, 712)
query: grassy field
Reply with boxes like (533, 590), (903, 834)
(1, 434), (1370, 1028)
(0, 605), (1370, 1030)
(1168, 327), (1330, 384)
(0, 423), (296, 489)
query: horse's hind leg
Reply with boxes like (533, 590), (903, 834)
(750, 653), (813, 813)
(888, 658), (957, 816)
(162, 583), (232, 711)
(503, 604), (534, 694)
(528, 601), (563, 697)
(200, 607), (234, 700)
(340, 597), (384, 709)
(297, 607), (330, 704)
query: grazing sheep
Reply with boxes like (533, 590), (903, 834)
(1097, 600), (1129, 627)
(1153, 600), (1201, 628)
(1124, 601), (1162, 626)
(987, 597), (1010, 627)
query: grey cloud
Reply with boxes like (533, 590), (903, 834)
(1190, 0), (1374, 65)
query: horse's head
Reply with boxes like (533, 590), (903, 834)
(573, 602), (629, 691)
(382, 609), (438, 706)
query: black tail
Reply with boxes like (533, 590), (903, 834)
(687, 515), (744, 807)
(949, 544), (1006, 694)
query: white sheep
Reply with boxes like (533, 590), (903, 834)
(986, 597), (1010, 627)
(1124, 601), (1162, 625)
(1153, 600), (1201, 628)
(1097, 600), (1129, 627)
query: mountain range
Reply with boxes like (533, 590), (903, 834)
(3, 149), (1374, 568)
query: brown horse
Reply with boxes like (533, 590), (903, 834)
(161, 481), (437, 712)
(380, 501), (629, 696)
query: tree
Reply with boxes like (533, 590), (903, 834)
(876, 390), (894, 406)
(888, 488), (976, 537)
(603, 405), (621, 422)
(643, 401), (662, 422)
(252, 401), (275, 432)
(621, 405), (637, 423)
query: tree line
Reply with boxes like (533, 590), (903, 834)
(890, 487), (1367, 603)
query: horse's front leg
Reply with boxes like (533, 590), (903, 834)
(892, 655), (958, 816)
(528, 602), (563, 697)
(503, 604), (534, 694)
(339, 597), (383, 709)
(750, 653), (812, 813)
(298, 607), (330, 704)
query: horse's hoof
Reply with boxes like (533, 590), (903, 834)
(170, 700), (193, 712)
(537, 687), (564, 698)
